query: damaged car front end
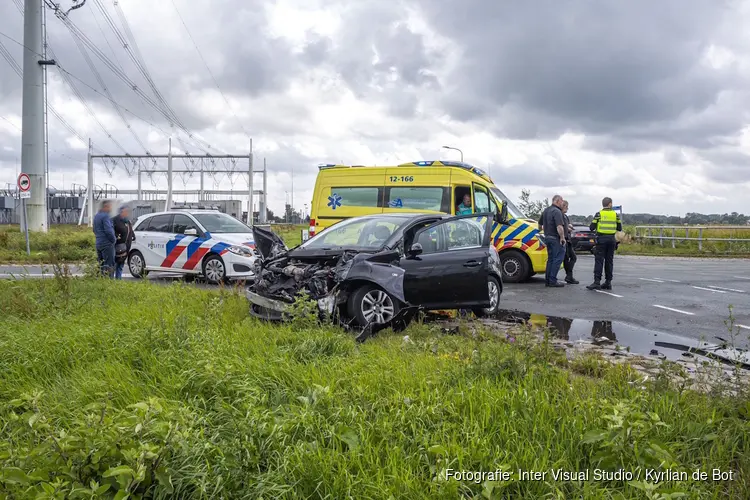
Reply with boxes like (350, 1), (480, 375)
(246, 225), (410, 327)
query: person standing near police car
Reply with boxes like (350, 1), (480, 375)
(586, 197), (622, 290)
(541, 195), (567, 287)
(561, 200), (579, 284)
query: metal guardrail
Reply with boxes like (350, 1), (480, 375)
(634, 225), (750, 250)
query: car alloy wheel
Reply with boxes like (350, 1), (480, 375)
(128, 252), (145, 278)
(484, 279), (499, 314)
(360, 289), (396, 325)
(204, 257), (226, 283)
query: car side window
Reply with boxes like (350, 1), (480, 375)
(415, 217), (486, 254)
(172, 214), (199, 234)
(147, 214), (172, 232)
(415, 226), (441, 254)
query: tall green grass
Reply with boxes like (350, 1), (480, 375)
(1, 278), (748, 498)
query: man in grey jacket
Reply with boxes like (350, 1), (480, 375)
(93, 199), (116, 278)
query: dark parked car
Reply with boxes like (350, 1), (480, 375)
(570, 225), (596, 253)
(247, 212), (504, 328)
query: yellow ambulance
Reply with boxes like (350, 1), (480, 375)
(307, 160), (547, 283)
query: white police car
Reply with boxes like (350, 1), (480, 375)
(128, 209), (256, 284)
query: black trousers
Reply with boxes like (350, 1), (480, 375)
(563, 242), (577, 277)
(593, 234), (616, 283)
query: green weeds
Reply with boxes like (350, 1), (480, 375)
(0, 279), (748, 498)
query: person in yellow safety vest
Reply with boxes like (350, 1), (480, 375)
(586, 197), (622, 291)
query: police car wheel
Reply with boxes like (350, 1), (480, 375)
(128, 251), (147, 279)
(348, 285), (400, 328)
(473, 276), (501, 317)
(500, 250), (529, 283)
(202, 255), (226, 284)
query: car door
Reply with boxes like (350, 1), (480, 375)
(400, 213), (494, 308)
(142, 214), (173, 270)
(168, 213), (203, 271)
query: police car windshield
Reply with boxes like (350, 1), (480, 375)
(301, 216), (412, 250)
(192, 213), (250, 233)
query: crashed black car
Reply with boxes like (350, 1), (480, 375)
(246, 212), (504, 328)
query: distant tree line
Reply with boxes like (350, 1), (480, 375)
(517, 191), (749, 226)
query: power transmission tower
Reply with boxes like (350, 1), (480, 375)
(21, 0), (54, 232)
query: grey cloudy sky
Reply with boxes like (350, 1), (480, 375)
(1, 0), (749, 215)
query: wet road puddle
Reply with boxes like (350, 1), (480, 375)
(490, 309), (750, 369)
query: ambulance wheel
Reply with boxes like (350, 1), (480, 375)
(500, 250), (529, 283)
(202, 254), (227, 285)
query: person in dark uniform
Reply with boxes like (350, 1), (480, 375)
(561, 200), (578, 284)
(540, 194), (567, 287)
(586, 197), (622, 290)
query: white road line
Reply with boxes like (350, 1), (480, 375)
(661, 279), (681, 283)
(653, 305), (695, 316)
(708, 285), (745, 293)
(639, 278), (665, 283)
(595, 290), (623, 298)
(733, 276), (750, 280)
(692, 286), (727, 293)
(738, 324), (750, 330)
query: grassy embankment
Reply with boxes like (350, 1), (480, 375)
(1, 276), (749, 498)
(2, 223), (749, 264)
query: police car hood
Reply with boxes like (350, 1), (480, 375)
(207, 232), (256, 248)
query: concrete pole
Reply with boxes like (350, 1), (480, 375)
(166, 138), (173, 209)
(137, 159), (142, 201)
(87, 139), (94, 226)
(291, 165), (294, 223)
(248, 138), (253, 225)
(21, 0), (47, 232)
(262, 157), (268, 223)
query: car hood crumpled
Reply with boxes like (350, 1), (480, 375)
(249, 226), (407, 304)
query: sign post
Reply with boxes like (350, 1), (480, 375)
(17, 173), (31, 255)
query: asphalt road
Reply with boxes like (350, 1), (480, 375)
(3, 255), (750, 345)
(501, 254), (750, 344)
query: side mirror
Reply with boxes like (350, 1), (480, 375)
(184, 228), (198, 236)
(408, 242), (423, 257)
(495, 203), (509, 224)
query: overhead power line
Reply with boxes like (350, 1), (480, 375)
(170, 0), (250, 139)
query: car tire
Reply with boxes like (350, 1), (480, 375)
(347, 285), (401, 328)
(473, 275), (501, 318)
(499, 250), (529, 283)
(128, 251), (147, 279)
(202, 254), (227, 285)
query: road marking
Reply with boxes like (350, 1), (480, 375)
(707, 285), (745, 293)
(733, 276), (750, 280)
(653, 305), (695, 316)
(692, 286), (727, 293)
(661, 279), (681, 283)
(639, 278), (665, 283)
(738, 324), (750, 330)
(595, 290), (623, 298)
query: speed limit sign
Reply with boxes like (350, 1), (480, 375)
(17, 173), (31, 199)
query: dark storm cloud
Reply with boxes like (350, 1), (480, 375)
(414, 0), (747, 150)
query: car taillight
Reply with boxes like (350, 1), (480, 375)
(309, 219), (316, 236)
(574, 232), (585, 237)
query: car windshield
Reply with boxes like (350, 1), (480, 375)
(192, 213), (250, 233)
(301, 216), (413, 250)
(489, 186), (524, 219)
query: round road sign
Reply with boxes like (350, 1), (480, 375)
(17, 173), (31, 192)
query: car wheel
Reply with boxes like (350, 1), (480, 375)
(499, 250), (529, 283)
(348, 285), (401, 328)
(202, 254), (226, 285)
(128, 251), (147, 279)
(473, 275), (501, 318)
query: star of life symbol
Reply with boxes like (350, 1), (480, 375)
(327, 193), (342, 210)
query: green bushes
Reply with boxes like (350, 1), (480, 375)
(0, 279), (749, 498)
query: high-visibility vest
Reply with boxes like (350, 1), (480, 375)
(596, 209), (618, 235)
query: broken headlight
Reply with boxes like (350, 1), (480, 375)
(227, 245), (254, 256)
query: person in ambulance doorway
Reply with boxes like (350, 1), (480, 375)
(586, 197), (622, 291)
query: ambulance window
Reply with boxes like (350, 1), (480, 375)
(473, 184), (494, 213)
(331, 187), (382, 207)
(387, 187), (448, 211)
